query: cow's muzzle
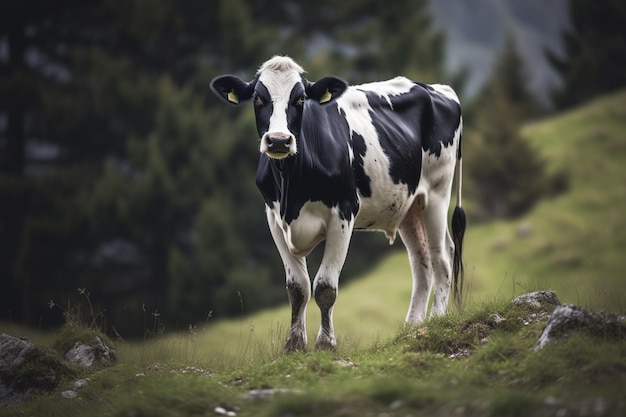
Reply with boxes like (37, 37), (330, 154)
(261, 133), (296, 159)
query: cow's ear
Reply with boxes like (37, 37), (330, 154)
(210, 75), (254, 105)
(306, 76), (348, 104)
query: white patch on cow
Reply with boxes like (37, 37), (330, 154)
(257, 57), (304, 158)
(356, 76), (416, 108)
(428, 83), (460, 104)
(347, 142), (355, 163)
(418, 123), (461, 197)
(268, 200), (331, 257)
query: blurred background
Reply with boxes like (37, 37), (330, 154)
(1, 0), (625, 337)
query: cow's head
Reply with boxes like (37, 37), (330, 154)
(211, 56), (348, 159)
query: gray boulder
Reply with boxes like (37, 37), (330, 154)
(65, 336), (116, 367)
(0, 334), (69, 406)
(512, 290), (560, 310)
(512, 291), (561, 325)
(536, 304), (626, 350)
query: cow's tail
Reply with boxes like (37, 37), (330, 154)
(451, 128), (466, 308)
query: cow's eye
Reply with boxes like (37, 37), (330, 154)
(295, 96), (305, 106)
(254, 95), (264, 106)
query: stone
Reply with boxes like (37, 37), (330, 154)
(535, 304), (626, 350)
(516, 222), (532, 238)
(72, 378), (89, 390)
(512, 291), (560, 310)
(242, 388), (303, 401)
(0, 334), (69, 406)
(60, 390), (78, 399)
(65, 336), (116, 367)
(214, 406), (237, 416)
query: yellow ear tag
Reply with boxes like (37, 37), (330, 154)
(319, 88), (332, 104)
(227, 89), (239, 104)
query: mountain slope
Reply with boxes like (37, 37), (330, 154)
(465, 88), (626, 309)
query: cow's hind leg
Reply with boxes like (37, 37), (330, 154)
(266, 209), (311, 353)
(423, 193), (454, 316)
(313, 215), (354, 350)
(399, 198), (433, 323)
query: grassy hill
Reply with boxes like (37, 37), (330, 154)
(1, 90), (626, 417)
(466, 88), (626, 310)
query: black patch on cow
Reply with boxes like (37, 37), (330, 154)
(418, 83), (461, 157)
(348, 130), (372, 198)
(363, 83), (461, 196)
(256, 99), (359, 224)
(253, 81), (273, 137)
(289, 83), (306, 104)
(286, 83), (306, 136)
(314, 282), (337, 331)
(286, 281), (306, 324)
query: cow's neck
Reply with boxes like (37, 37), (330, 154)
(269, 154), (308, 221)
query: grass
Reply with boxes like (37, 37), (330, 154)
(2, 90), (626, 416)
(3, 299), (624, 417)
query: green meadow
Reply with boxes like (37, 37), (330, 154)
(2, 90), (625, 416)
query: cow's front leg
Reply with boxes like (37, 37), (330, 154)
(313, 215), (354, 350)
(284, 257), (310, 352)
(266, 208), (311, 352)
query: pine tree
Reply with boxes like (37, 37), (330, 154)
(548, 0), (626, 109)
(466, 37), (566, 220)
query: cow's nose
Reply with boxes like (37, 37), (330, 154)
(266, 134), (292, 151)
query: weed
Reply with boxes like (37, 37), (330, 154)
(48, 288), (104, 331)
(47, 288), (115, 360)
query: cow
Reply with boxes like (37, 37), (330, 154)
(210, 56), (465, 352)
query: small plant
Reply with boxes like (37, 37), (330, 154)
(48, 288), (104, 331)
(48, 289), (116, 358)
(142, 303), (166, 341)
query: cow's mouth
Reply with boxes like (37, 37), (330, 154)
(265, 149), (292, 160)
(261, 133), (296, 159)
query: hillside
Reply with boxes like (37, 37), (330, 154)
(466, 88), (626, 309)
(1, 90), (626, 417)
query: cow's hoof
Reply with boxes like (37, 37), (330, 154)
(315, 335), (337, 351)
(283, 333), (307, 353)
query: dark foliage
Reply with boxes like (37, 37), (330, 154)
(548, 0), (626, 109)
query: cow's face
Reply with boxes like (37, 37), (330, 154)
(211, 56), (348, 160)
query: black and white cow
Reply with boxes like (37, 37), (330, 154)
(211, 56), (465, 352)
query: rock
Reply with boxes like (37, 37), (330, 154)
(516, 222), (532, 238)
(214, 406), (237, 416)
(513, 291), (560, 310)
(65, 336), (116, 367)
(60, 378), (89, 400)
(60, 390), (78, 399)
(0, 334), (69, 406)
(333, 359), (356, 369)
(511, 291), (561, 326)
(72, 378), (89, 390)
(535, 304), (626, 350)
(242, 388), (303, 401)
